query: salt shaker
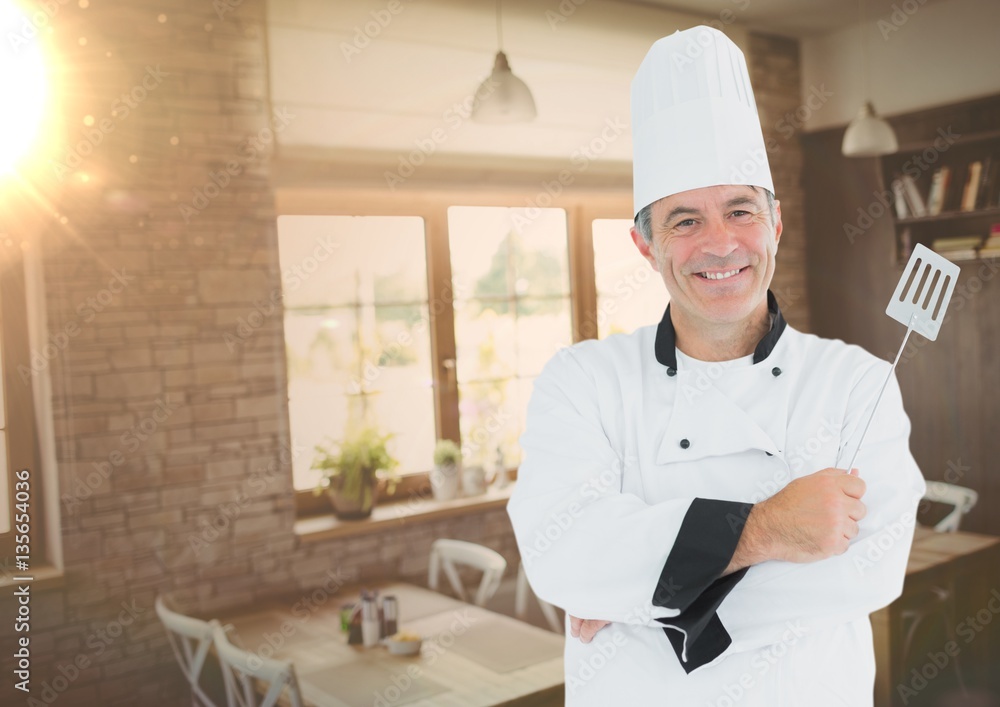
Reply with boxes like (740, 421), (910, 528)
(361, 594), (380, 648)
(382, 595), (398, 638)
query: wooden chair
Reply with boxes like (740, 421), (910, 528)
(901, 482), (980, 694)
(428, 539), (506, 607)
(155, 596), (223, 707)
(212, 624), (304, 707)
(515, 563), (564, 634)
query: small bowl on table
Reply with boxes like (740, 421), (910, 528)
(385, 631), (423, 656)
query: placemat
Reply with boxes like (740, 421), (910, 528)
(300, 659), (448, 706)
(393, 589), (465, 624)
(443, 615), (564, 674)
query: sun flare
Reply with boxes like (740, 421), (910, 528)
(0, 0), (49, 175)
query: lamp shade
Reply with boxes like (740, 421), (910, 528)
(471, 51), (537, 124)
(842, 101), (898, 157)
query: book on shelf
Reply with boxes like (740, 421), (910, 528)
(931, 235), (985, 251)
(976, 155), (995, 210)
(926, 167), (950, 216)
(942, 161), (966, 213)
(941, 249), (979, 262)
(901, 174), (927, 217)
(979, 233), (1000, 256)
(891, 178), (910, 219)
(961, 161), (983, 211)
(979, 160), (1000, 209)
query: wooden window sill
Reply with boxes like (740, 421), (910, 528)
(295, 483), (515, 543)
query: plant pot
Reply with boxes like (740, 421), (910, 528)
(462, 464), (487, 497)
(326, 477), (379, 520)
(430, 462), (461, 501)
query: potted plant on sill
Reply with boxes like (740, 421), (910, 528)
(430, 439), (462, 501)
(312, 426), (399, 520)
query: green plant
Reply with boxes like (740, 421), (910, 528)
(312, 427), (399, 506)
(433, 439), (462, 467)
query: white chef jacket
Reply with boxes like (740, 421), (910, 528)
(507, 292), (926, 706)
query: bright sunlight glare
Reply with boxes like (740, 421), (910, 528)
(0, 0), (48, 175)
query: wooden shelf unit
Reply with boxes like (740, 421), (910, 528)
(878, 95), (1000, 264)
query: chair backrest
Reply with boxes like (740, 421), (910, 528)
(923, 482), (978, 533)
(155, 596), (221, 707)
(428, 539), (506, 607)
(212, 625), (304, 707)
(514, 563), (564, 634)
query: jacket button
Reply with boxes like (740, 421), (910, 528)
(771, 367), (782, 377)
(680, 439), (690, 449)
(666, 367), (676, 377)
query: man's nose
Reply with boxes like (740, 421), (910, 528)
(699, 217), (738, 258)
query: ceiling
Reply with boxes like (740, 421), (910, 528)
(631, 0), (945, 37)
(267, 0), (988, 173)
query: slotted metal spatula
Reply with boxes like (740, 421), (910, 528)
(843, 244), (961, 471)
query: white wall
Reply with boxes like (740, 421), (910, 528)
(266, 0), (749, 163)
(800, 0), (1000, 132)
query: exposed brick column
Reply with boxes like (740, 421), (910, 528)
(748, 32), (811, 332)
(1, 0), (293, 703)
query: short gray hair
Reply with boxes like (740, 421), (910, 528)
(634, 186), (776, 244)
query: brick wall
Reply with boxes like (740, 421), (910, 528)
(749, 32), (811, 332)
(0, 9), (807, 705)
(0, 1), (520, 705)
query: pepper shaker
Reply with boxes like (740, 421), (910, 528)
(347, 604), (363, 645)
(382, 595), (398, 637)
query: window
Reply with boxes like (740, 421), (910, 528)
(448, 207), (573, 468)
(275, 189), (634, 509)
(277, 216), (435, 491)
(592, 219), (667, 338)
(0, 241), (43, 559)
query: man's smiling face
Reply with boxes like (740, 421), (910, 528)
(632, 184), (782, 327)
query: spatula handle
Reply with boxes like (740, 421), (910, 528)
(843, 318), (915, 472)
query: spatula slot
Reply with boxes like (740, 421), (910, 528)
(932, 274), (951, 321)
(922, 269), (941, 311)
(900, 257), (921, 302)
(912, 263), (932, 305)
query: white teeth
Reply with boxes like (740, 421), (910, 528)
(699, 268), (742, 280)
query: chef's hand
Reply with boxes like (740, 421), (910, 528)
(569, 615), (610, 643)
(731, 467), (867, 569)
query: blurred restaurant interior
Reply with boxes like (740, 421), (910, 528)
(1, 0), (1000, 705)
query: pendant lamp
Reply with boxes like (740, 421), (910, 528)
(471, 0), (537, 124)
(842, 0), (897, 157)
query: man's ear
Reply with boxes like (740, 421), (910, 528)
(630, 226), (659, 271)
(773, 200), (783, 249)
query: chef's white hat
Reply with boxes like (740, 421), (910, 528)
(631, 26), (774, 218)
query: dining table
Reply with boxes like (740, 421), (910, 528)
(219, 526), (999, 707)
(221, 581), (565, 707)
(871, 525), (1000, 707)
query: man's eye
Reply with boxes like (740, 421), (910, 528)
(676, 219), (696, 228)
(732, 210), (751, 218)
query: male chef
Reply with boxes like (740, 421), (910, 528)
(507, 26), (926, 706)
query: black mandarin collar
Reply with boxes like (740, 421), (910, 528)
(654, 290), (787, 370)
